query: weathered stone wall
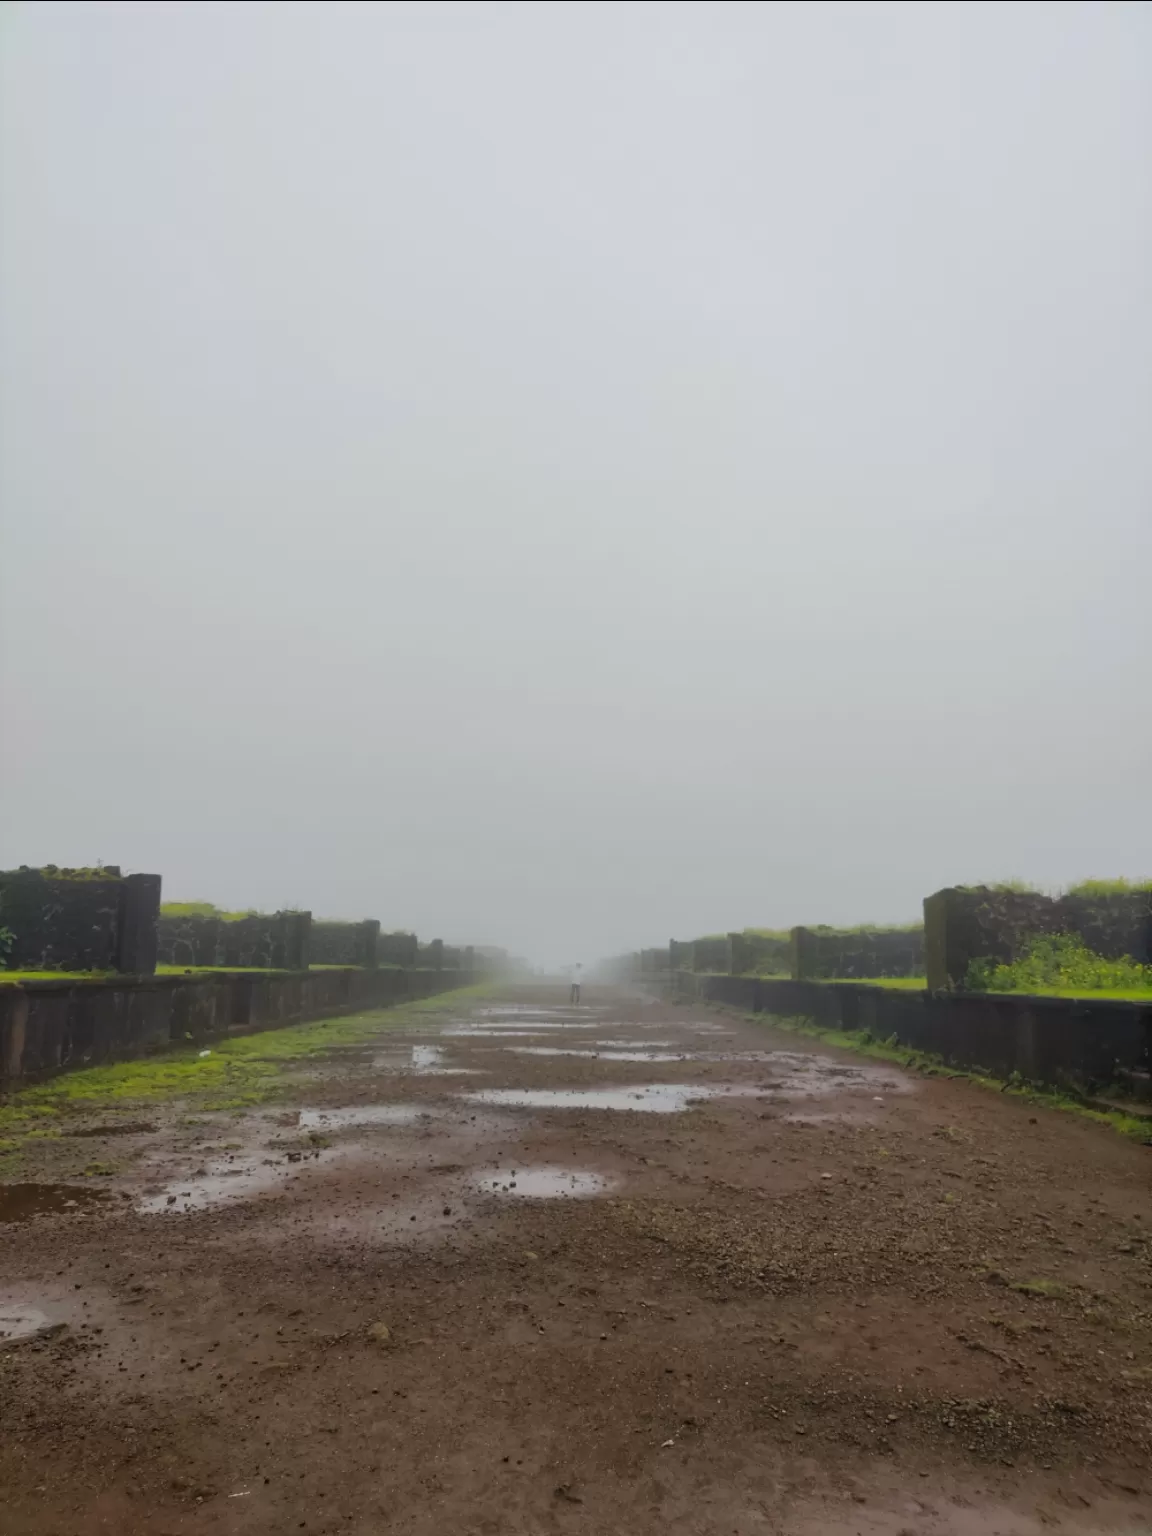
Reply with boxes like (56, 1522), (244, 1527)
(672, 972), (1151, 1098)
(728, 932), (791, 976)
(379, 931), (419, 967)
(0, 965), (477, 1084)
(923, 886), (1152, 991)
(309, 920), (379, 968)
(0, 866), (162, 974)
(689, 937), (731, 973)
(790, 926), (924, 981)
(156, 911), (312, 970)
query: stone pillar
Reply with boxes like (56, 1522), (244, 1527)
(790, 927), (820, 981)
(923, 889), (970, 992)
(285, 912), (312, 971)
(728, 932), (753, 975)
(116, 873), (162, 974)
(357, 919), (380, 969)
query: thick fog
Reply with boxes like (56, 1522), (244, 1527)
(1, 1), (1149, 968)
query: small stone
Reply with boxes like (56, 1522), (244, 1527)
(366, 1323), (392, 1347)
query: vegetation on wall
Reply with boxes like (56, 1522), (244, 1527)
(966, 934), (1152, 996)
(160, 902), (259, 922)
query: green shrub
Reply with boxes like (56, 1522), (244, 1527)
(967, 934), (1152, 994)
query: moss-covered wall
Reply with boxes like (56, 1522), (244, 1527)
(0, 866), (161, 974)
(156, 910), (311, 969)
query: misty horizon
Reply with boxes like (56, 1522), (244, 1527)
(2, 1), (1149, 970)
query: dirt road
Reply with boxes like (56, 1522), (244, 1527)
(1, 984), (1149, 1534)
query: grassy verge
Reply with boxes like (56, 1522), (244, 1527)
(819, 976), (927, 990)
(0, 983), (491, 1146)
(711, 1003), (1152, 1145)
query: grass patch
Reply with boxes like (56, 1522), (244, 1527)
(1010, 1278), (1068, 1299)
(820, 976), (927, 991)
(0, 971), (117, 984)
(704, 1003), (1152, 1145)
(967, 935), (1152, 998)
(0, 983), (490, 1141)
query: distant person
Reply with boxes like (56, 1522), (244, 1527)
(570, 965), (583, 1005)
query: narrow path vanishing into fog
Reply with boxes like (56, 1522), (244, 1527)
(1, 983), (1149, 1534)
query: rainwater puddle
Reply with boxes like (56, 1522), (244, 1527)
(298, 1105), (431, 1131)
(373, 1046), (483, 1075)
(449, 1021), (599, 1034)
(471, 1166), (611, 1199)
(0, 1303), (51, 1344)
(508, 1047), (687, 1063)
(460, 1084), (760, 1114)
(0, 1183), (111, 1224)
(137, 1154), (303, 1215)
(474, 1006), (604, 1020)
(593, 1039), (676, 1049)
(443, 1028), (554, 1039)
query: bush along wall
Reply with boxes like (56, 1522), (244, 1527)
(924, 885), (1152, 992)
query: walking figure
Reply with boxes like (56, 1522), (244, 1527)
(569, 964), (583, 1005)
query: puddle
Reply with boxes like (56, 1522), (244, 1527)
(372, 1047), (484, 1075)
(442, 1028), (556, 1039)
(0, 1302), (55, 1344)
(460, 1084), (761, 1114)
(474, 1007), (605, 1020)
(471, 1166), (611, 1199)
(0, 1183), (112, 1224)
(137, 1153), (305, 1214)
(61, 1121), (158, 1138)
(593, 1039), (677, 1048)
(508, 1047), (687, 1063)
(298, 1106), (431, 1131)
(447, 1021), (600, 1034)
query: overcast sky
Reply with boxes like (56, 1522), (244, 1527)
(1, 0), (1149, 966)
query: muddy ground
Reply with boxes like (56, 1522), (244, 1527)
(1, 983), (1150, 1534)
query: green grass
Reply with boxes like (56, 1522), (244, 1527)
(702, 1003), (1152, 1145)
(0, 970), (116, 984)
(0, 983), (490, 1142)
(158, 902), (263, 921)
(986, 984), (1152, 1002)
(820, 976), (927, 990)
(967, 934), (1152, 998)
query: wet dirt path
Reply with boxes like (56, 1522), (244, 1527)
(1, 984), (1149, 1534)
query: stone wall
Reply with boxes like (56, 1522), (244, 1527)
(689, 937), (731, 973)
(0, 866), (162, 974)
(923, 886), (1152, 991)
(156, 911), (312, 970)
(790, 925), (924, 981)
(0, 965), (477, 1084)
(672, 972), (1151, 1099)
(728, 931), (791, 976)
(309, 919), (380, 968)
(379, 931), (419, 967)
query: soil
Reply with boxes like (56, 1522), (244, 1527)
(1, 983), (1149, 1534)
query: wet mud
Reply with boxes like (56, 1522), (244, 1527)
(0, 984), (1149, 1535)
